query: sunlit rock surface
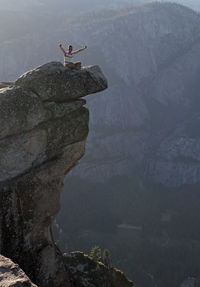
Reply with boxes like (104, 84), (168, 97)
(0, 62), (107, 287)
(0, 255), (37, 287)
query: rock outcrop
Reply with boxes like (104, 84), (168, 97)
(64, 251), (134, 287)
(0, 62), (107, 286)
(0, 255), (37, 287)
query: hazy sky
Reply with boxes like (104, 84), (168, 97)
(0, 0), (199, 12)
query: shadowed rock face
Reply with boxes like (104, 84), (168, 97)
(0, 62), (107, 287)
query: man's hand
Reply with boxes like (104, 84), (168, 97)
(84, 45), (87, 49)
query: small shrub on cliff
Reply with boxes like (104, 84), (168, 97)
(90, 245), (101, 262)
(102, 249), (111, 268)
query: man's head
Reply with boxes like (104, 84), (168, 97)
(68, 45), (73, 53)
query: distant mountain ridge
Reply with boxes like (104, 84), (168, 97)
(0, 0), (157, 13)
(64, 2), (200, 187)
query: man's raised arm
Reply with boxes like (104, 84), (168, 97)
(59, 44), (66, 56)
(73, 46), (87, 55)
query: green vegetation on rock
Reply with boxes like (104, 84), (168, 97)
(90, 245), (101, 262)
(63, 251), (134, 287)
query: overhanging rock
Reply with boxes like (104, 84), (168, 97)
(15, 62), (108, 102)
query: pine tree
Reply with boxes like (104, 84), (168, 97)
(90, 245), (101, 262)
(103, 249), (111, 268)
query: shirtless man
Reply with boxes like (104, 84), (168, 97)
(59, 43), (87, 69)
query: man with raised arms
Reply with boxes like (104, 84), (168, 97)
(59, 43), (87, 69)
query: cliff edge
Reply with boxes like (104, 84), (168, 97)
(0, 62), (107, 287)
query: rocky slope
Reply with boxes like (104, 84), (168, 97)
(0, 62), (108, 286)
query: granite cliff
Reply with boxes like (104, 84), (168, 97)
(0, 62), (109, 286)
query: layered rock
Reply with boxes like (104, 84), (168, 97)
(0, 62), (107, 286)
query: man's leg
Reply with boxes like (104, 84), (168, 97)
(65, 62), (81, 70)
(74, 62), (82, 69)
(65, 63), (75, 69)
